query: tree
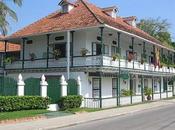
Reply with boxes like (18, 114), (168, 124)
(137, 17), (173, 45)
(0, 0), (22, 35)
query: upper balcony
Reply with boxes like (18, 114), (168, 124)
(4, 55), (175, 74)
(3, 27), (175, 75)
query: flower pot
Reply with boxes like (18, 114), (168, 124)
(147, 95), (151, 101)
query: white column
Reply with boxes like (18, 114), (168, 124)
(40, 74), (48, 97)
(77, 76), (82, 95)
(60, 75), (68, 96)
(67, 31), (70, 79)
(17, 74), (25, 96)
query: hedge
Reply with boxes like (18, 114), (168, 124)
(58, 95), (82, 110)
(0, 96), (51, 112)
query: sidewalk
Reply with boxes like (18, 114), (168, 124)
(0, 99), (175, 130)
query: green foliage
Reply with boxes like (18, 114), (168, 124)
(0, 96), (51, 112)
(0, 0), (23, 35)
(58, 95), (83, 110)
(121, 89), (133, 96)
(144, 87), (152, 96)
(137, 17), (174, 49)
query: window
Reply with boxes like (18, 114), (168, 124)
(54, 43), (66, 58)
(112, 78), (117, 97)
(92, 42), (109, 56)
(55, 36), (64, 41)
(92, 78), (100, 98)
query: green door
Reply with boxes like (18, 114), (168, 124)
(0, 76), (17, 96)
(24, 78), (40, 96)
(47, 76), (61, 103)
(67, 79), (78, 95)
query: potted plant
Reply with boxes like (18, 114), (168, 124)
(53, 49), (61, 60)
(112, 54), (120, 61)
(128, 53), (133, 62)
(29, 53), (36, 61)
(144, 87), (152, 101)
(4, 57), (16, 64)
(141, 54), (146, 64)
(80, 48), (89, 57)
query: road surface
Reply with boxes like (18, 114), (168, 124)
(54, 103), (175, 130)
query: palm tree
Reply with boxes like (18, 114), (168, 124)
(0, 0), (22, 35)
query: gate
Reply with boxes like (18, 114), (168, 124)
(47, 76), (61, 103)
(67, 79), (78, 95)
(0, 76), (17, 96)
(24, 78), (40, 96)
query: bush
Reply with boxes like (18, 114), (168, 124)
(58, 95), (82, 110)
(121, 89), (133, 96)
(0, 96), (51, 112)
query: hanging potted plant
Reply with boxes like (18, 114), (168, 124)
(29, 53), (36, 61)
(80, 48), (89, 57)
(144, 87), (152, 101)
(141, 54), (146, 64)
(53, 49), (61, 60)
(4, 56), (16, 64)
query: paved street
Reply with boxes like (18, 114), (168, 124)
(55, 103), (175, 130)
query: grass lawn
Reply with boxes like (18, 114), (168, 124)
(0, 110), (48, 121)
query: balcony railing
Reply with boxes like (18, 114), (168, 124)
(4, 56), (175, 74)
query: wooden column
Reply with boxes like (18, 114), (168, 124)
(71, 31), (74, 67)
(3, 40), (7, 69)
(99, 27), (104, 108)
(117, 32), (121, 106)
(131, 37), (134, 69)
(67, 31), (71, 79)
(152, 77), (154, 100)
(22, 38), (26, 69)
(141, 75), (144, 102)
(46, 34), (50, 68)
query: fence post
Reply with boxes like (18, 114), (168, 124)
(77, 76), (82, 95)
(60, 75), (67, 96)
(17, 74), (25, 96)
(40, 75), (48, 97)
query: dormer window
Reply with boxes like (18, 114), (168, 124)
(59, 0), (75, 13)
(123, 16), (137, 28)
(102, 6), (118, 18)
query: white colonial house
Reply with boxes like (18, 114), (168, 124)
(0, 0), (175, 108)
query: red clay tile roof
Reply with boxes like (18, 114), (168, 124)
(0, 42), (21, 52)
(0, 35), (20, 52)
(101, 6), (118, 12)
(123, 16), (137, 22)
(7, 0), (166, 48)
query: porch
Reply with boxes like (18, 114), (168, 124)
(3, 26), (175, 76)
(83, 74), (175, 108)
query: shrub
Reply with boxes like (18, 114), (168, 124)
(0, 96), (51, 112)
(58, 95), (82, 110)
(121, 89), (133, 96)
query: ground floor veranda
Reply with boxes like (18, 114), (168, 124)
(4, 67), (175, 109)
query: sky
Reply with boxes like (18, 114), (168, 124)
(7, 0), (175, 41)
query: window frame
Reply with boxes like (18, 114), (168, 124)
(92, 78), (101, 98)
(112, 78), (118, 97)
